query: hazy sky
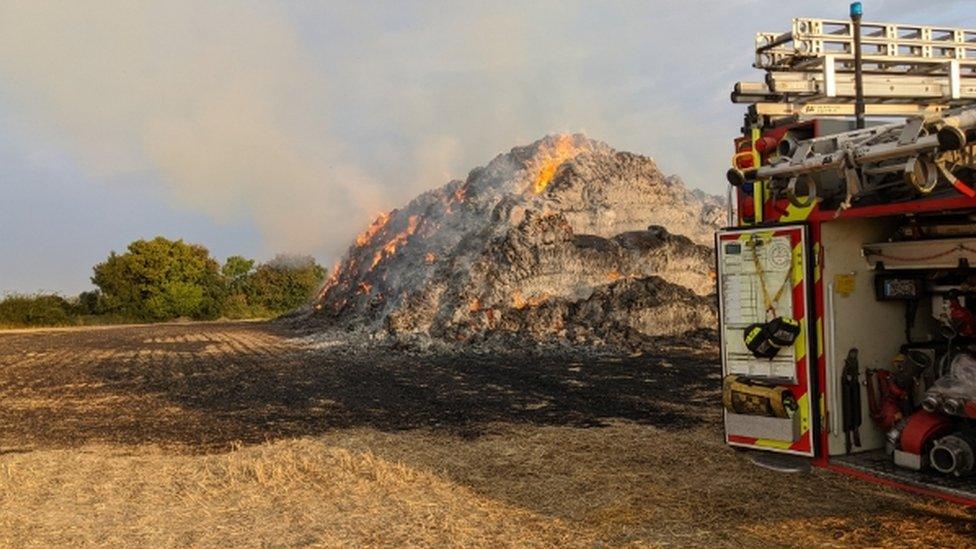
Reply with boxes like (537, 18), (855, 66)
(1, 0), (972, 294)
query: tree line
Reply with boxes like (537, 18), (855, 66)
(0, 236), (326, 327)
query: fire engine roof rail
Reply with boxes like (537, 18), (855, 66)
(734, 17), (976, 116)
(757, 18), (976, 74)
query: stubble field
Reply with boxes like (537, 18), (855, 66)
(0, 322), (972, 546)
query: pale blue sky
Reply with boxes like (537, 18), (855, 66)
(1, 1), (972, 294)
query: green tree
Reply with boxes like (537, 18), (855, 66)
(220, 255), (256, 318)
(77, 290), (105, 315)
(222, 255), (255, 285)
(244, 255), (326, 313)
(91, 237), (224, 321)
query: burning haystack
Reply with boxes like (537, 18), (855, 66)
(308, 135), (723, 350)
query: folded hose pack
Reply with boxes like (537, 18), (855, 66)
(723, 374), (798, 418)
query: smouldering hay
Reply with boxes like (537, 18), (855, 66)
(308, 134), (723, 352)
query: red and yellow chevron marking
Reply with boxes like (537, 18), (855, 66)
(760, 180), (819, 225)
(779, 200), (818, 223)
(723, 227), (813, 455)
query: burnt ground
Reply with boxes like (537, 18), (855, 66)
(3, 321), (976, 546)
(0, 321), (720, 452)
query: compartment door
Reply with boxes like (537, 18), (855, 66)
(716, 225), (815, 457)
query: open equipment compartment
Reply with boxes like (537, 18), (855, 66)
(719, 6), (976, 505)
(819, 211), (976, 500)
(718, 205), (976, 503)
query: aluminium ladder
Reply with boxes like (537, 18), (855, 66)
(734, 17), (976, 119)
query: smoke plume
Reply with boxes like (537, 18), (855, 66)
(0, 0), (966, 267)
(0, 1), (382, 257)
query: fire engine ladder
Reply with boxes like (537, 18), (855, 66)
(733, 17), (976, 118)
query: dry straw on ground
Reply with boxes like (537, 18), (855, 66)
(3, 423), (974, 547)
(0, 323), (974, 547)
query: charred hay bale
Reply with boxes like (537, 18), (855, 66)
(307, 135), (723, 350)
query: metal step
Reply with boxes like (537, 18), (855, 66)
(746, 450), (812, 474)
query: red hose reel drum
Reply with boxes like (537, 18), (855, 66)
(900, 410), (953, 455)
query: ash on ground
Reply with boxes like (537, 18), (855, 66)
(297, 135), (723, 353)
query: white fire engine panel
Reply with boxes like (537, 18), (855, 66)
(718, 233), (797, 382)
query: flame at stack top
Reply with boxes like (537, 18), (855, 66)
(531, 135), (582, 194)
(318, 135), (609, 316)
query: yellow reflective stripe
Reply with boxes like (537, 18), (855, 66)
(816, 317), (824, 359)
(780, 201), (816, 222)
(797, 392), (810, 435)
(791, 242), (804, 286)
(793, 323), (806, 363)
(754, 438), (794, 449)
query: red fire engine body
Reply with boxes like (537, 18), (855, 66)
(717, 6), (976, 505)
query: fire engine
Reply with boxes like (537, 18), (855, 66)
(718, 3), (976, 504)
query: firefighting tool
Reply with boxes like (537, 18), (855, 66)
(841, 348), (862, 453)
(742, 237), (800, 359)
(866, 350), (929, 431)
(728, 108), (976, 211)
(722, 375), (798, 419)
(936, 162), (976, 199)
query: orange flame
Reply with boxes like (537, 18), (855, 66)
(531, 135), (579, 194)
(356, 212), (391, 247)
(316, 260), (344, 300)
(371, 215), (420, 268)
(606, 270), (623, 282)
(425, 252), (437, 264)
(357, 281), (373, 294)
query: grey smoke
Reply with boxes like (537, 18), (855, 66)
(0, 0), (968, 266)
